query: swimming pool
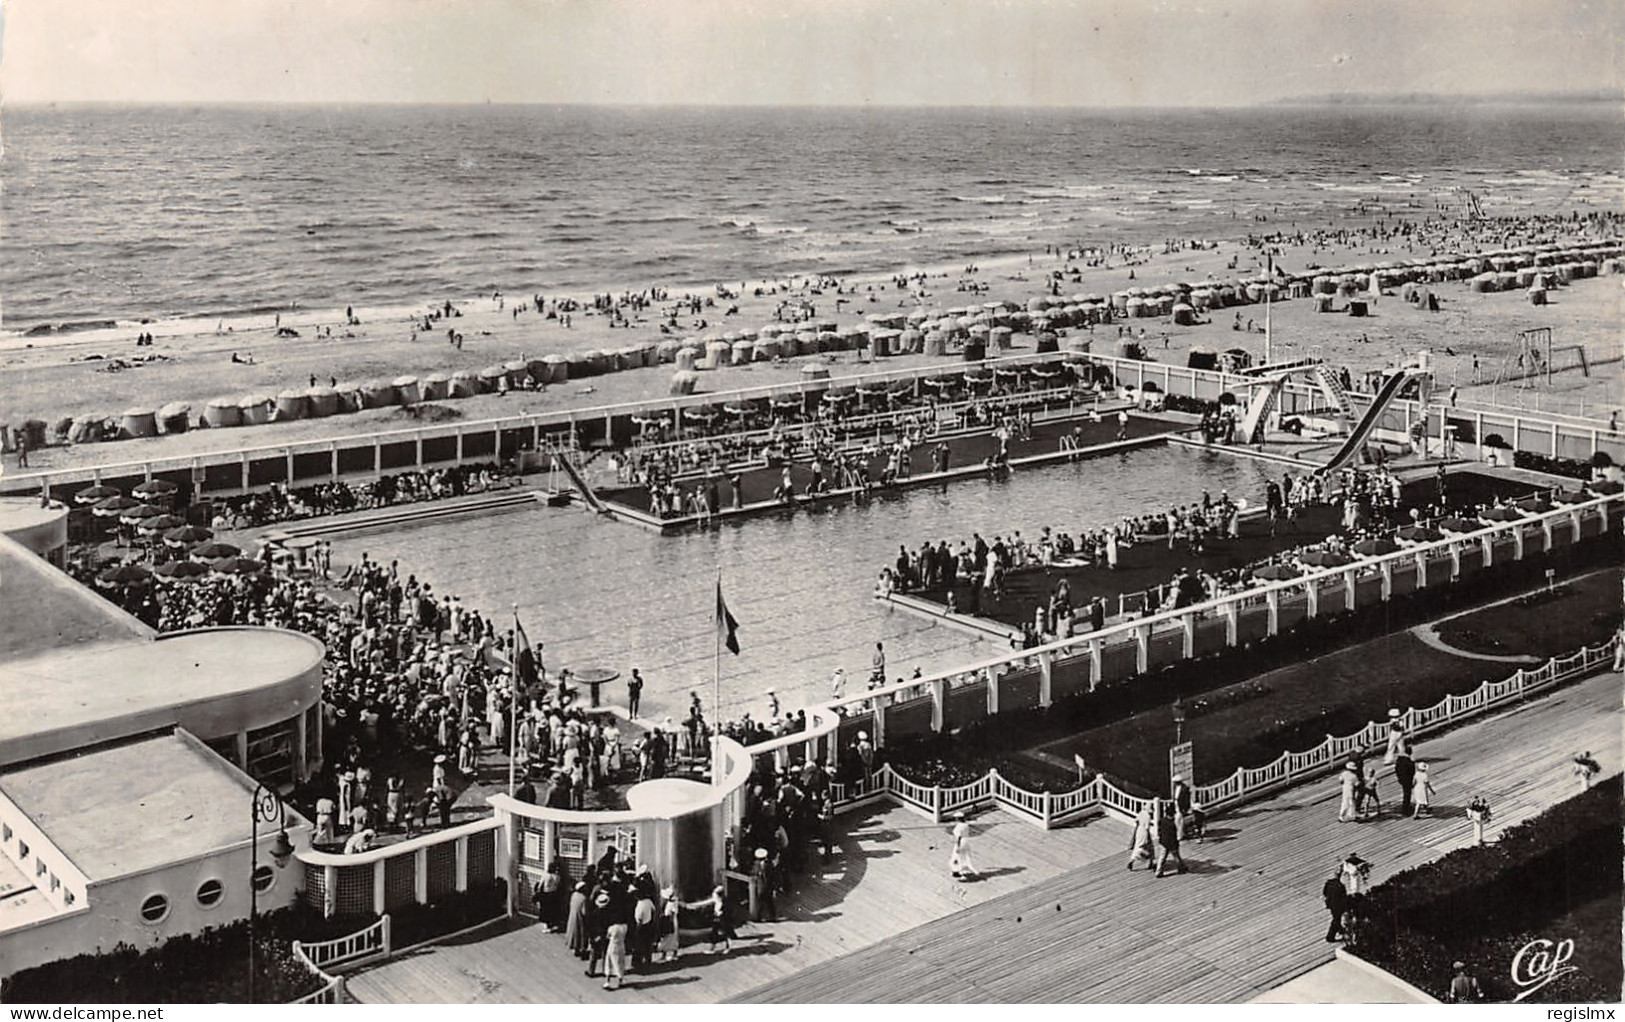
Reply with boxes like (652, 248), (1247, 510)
(326, 443), (1276, 725)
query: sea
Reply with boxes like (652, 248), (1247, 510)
(2, 103), (1620, 333)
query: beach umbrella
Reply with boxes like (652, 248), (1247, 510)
(154, 559), (210, 581)
(1252, 563), (1303, 581)
(192, 540), (242, 561)
(1479, 506), (1523, 522)
(119, 503), (164, 525)
(1298, 550), (1353, 567)
(1351, 537), (1399, 556)
(212, 555), (266, 576)
(1437, 516), (1479, 534)
(1396, 525), (1443, 543)
(92, 495), (142, 518)
(139, 514), (186, 535)
(1586, 480), (1623, 495)
(97, 562), (153, 588)
(164, 524), (214, 547)
(132, 479), (179, 498)
(1550, 490), (1591, 505)
(75, 484), (121, 505)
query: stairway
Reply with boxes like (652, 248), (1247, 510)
(1313, 364), (1354, 419)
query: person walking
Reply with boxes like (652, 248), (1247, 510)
(1383, 708), (1407, 764)
(1447, 961), (1483, 1002)
(1171, 774), (1193, 840)
(657, 886), (681, 962)
(1393, 743), (1417, 817)
(1322, 866), (1350, 942)
(1573, 750), (1601, 792)
(1338, 853), (1371, 944)
(1127, 803), (1155, 871)
(565, 881), (590, 959)
(949, 811), (978, 880)
(1337, 761), (1360, 822)
(627, 669), (643, 720)
(1412, 761), (1435, 817)
(1153, 800), (1186, 876)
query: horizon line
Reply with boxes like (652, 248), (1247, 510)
(3, 92), (1617, 112)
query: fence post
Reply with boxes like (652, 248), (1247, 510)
(1037, 649), (1053, 708)
(929, 678), (946, 733)
(1042, 791), (1053, 829)
(931, 786), (942, 824)
(414, 848), (428, 905)
(382, 914), (393, 954)
(1265, 589), (1280, 635)
(986, 668), (1000, 715)
(373, 859), (386, 916)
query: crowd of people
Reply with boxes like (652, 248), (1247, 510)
(208, 463), (513, 531)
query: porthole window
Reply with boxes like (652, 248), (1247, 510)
(251, 865), (275, 893)
(139, 893), (170, 924)
(196, 879), (224, 908)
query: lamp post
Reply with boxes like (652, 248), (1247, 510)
(247, 783), (294, 1003)
(1172, 700), (1187, 745)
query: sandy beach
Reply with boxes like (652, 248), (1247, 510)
(4, 229), (1620, 477)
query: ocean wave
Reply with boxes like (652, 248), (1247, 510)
(950, 195), (1009, 204)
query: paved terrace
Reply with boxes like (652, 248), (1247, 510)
(342, 668), (1621, 1004)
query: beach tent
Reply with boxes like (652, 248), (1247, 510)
(675, 347), (698, 372)
(70, 414), (110, 442)
(361, 380), (399, 406)
(668, 370), (697, 396)
(730, 339), (754, 365)
(332, 381), (364, 411)
(305, 387), (340, 416)
(657, 340), (682, 364)
(119, 408), (158, 439)
(1171, 303), (1195, 326)
(753, 337), (780, 361)
(1527, 286), (1548, 306)
(158, 402), (191, 434)
(393, 376), (422, 404)
(275, 389), (309, 421)
(447, 371), (478, 398)
(421, 374), (450, 401)
(238, 395), (275, 425)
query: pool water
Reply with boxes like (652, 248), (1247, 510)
(327, 444), (1274, 725)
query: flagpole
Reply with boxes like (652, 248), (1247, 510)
(713, 572), (722, 740)
(1264, 256), (1274, 367)
(508, 603), (519, 797)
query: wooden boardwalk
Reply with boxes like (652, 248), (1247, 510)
(344, 796), (1130, 1004)
(343, 669), (1620, 1004)
(737, 669), (1623, 1002)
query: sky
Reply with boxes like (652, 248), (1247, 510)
(1, 0), (1620, 107)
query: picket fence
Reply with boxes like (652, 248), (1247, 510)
(287, 915), (391, 1004)
(828, 638), (1619, 829)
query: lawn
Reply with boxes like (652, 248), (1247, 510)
(1435, 567), (1623, 660)
(1041, 631), (1493, 791)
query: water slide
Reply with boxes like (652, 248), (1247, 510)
(551, 450), (609, 513)
(1318, 368), (1417, 474)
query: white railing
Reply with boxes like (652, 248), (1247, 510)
(827, 637), (1617, 829)
(294, 915), (391, 972)
(767, 490), (1618, 773)
(286, 917), (391, 1005)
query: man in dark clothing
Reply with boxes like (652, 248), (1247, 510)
(1393, 743), (1417, 817)
(1322, 871), (1350, 942)
(627, 669), (644, 719)
(1153, 802), (1186, 877)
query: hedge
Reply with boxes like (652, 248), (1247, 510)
(1353, 776), (1622, 1003)
(1512, 450), (1596, 481)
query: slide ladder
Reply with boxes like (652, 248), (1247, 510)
(1317, 368), (1416, 474)
(1237, 377), (1284, 444)
(1312, 364), (1354, 419)
(551, 448), (609, 514)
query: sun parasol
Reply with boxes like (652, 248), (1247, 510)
(75, 484), (121, 505)
(1351, 537), (1398, 556)
(118, 503), (164, 525)
(1298, 550), (1353, 567)
(1396, 525), (1443, 543)
(1252, 563), (1303, 581)
(97, 562), (153, 587)
(132, 479), (179, 498)
(1478, 506), (1523, 522)
(92, 495), (142, 517)
(192, 540), (243, 561)
(139, 514), (186, 535)
(164, 524), (214, 547)
(154, 559), (210, 581)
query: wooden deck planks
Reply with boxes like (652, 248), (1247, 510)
(342, 669), (1619, 1004)
(736, 669), (1622, 1003)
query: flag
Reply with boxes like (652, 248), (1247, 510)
(716, 581), (740, 655)
(513, 611), (537, 690)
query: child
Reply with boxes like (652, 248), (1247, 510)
(1411, 761), (1435, 818)
(657, 887), (681, 962)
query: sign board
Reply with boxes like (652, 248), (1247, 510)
(1169, 741), (1194, 794)
(557, 837), (585, 860)
(522, 830), (542, 863)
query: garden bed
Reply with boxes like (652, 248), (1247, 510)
(1435, 568), (1622, 659)
(1352, 776), (1622, 1003)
